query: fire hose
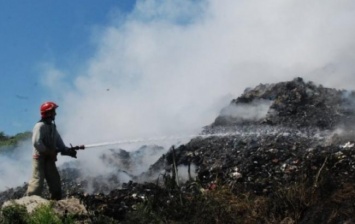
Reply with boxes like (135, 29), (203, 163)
(49, 133), (231, 161)
(59, 135), (202, 158)
(60, 132), (242, 159)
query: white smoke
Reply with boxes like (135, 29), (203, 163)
(38, 0), (355, 146)
(34, 0), (355, 190)
(0, 140), (32, 191)
(220, 99), (273, 121)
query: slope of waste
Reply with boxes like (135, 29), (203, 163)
(2, 77), (355, 223)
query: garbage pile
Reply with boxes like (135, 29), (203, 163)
(212, 77), (355, 129)
(2, 77), (355, 223)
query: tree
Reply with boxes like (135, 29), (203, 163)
(0, 131), (31, 148)
(0, 131), (8, 141)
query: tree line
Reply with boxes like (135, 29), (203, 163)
(0, 131), (32, 148)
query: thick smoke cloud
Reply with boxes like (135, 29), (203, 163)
(37, 0), (355, 181)
(44, 0), (355, 146)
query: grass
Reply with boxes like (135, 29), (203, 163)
(0, 203), (72, 224)
(0, 203), (29, 224)
(28, 204), (63, 224)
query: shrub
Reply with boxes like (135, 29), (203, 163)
(0, 203), (29, 224)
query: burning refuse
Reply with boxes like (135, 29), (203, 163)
(2, 77), (355, 223)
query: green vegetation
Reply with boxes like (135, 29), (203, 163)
(0, 203), (29, 224)
(0, 203), (74, 224)
(27, 204), (62, 224)
(0, 131), (31, 148)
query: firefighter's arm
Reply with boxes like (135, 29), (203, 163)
(32, 123), (48, 153)
(54, 130), (77, 158)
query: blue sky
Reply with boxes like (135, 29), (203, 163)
(0, 0), (135, 135)
(1, 0), (355, 142)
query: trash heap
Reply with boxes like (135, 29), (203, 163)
(2, 77), (355, 223)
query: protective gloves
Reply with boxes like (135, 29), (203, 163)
(61, 147), (77, 158)
(60, 144), (84, 158)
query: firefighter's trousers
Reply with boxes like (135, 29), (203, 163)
(26, 157), (61, 200)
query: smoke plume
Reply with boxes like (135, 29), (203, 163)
(38, 0), (355, 145)
(31, 0), (355, 190)
(45, 0), (355, 187)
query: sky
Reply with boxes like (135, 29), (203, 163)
(0, 0), (134, 136)
(1, 0), (355, 191)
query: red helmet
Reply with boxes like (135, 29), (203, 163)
(40, 101), (58, 117)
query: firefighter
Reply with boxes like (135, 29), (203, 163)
(26, 101), (77, 200)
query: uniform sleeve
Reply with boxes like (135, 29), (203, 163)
(55, 131), (67, 152)
(32, 123), (48, 153)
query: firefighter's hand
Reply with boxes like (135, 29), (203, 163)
(68, 148), (77, 158)
(61, 148), (77, 158)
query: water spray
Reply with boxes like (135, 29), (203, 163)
(80, 126), (328, 149)
(83, 133), (233, 149)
